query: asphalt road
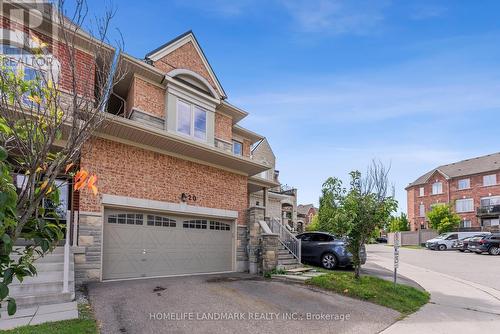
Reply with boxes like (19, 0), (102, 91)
(367, 244), (500, 291)
(88, 273), (398, 334)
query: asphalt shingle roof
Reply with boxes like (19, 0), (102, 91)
(407, 152), (500, 188)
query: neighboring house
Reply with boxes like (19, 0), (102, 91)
(249, 138), (298, 231)
(297, 204), (318, 231)
(2, 4), (293, 285)
(406, 152), (500, 231)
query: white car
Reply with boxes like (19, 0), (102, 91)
(425, 232), (488, 251)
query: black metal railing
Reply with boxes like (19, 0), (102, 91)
(476, 205), (500, 216)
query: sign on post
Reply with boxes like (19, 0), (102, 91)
(393, 232), (401, 286)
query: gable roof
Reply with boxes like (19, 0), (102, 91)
(145, 30), (227, 99)
(297, 204), (317, 215)
(407, 152), (500, 188)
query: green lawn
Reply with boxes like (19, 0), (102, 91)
(2, 303), (98, 334)
(307, 272), (429, 316)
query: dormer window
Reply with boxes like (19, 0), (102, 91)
(176, 99), (207, 140)
(432, 181), (443, 195)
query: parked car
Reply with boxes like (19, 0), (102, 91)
(376, 236), (388, 243)
(452, 233), (490, 252)
(295, 232), (366, 269)
(467, 234), (500, 255)
(425, 232), (485, 251)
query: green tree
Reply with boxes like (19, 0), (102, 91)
(389, 213), (410, 232)
(342, 166), (398, 279)
(426, 204), (460, 233)
(317, 177), (350, 235)
(318, 162), (398, 279)
(0, 0), (123, 315)
(305, 214), (319, 231)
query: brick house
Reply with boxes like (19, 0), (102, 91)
(249, 138), (299, 232)
(406, 153), (500, 231)
(2, 4), (292, 284)
(297, 204), (318, 231)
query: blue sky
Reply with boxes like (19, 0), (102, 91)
(80, 0), (500, 212)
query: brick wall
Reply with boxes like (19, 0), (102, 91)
(1, 16), (96, 97)
(214, 113), (232, 142)
(127, 76), (165, 118)
(407, 170), (500, 230)
(243, 139), (251, 158)
(79, 137), (248, 225)
(153, 41), (218, 95)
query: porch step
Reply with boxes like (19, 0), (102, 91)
(9, 280), (75, 296)
(4, 292), (74, 308)
(277, 263), (303, 270)
(272, 274), (310, 283)
(11, 253), (65, 263)
(30, 262), (74, 272)
(285, 267), (312, 274)
(277, 253), (294, 260)
(6, 246), (75, 313)
(278, 258), (300, 265)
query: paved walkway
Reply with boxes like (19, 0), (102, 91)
(0, 301), (78, 330)
(369, 252), (500, 333)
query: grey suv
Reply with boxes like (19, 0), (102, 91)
(296, 232), (366, 269)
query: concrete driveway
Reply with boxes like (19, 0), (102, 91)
(88, 273), (398, 334)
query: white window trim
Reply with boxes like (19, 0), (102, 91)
(419, 204), (425, 217)
(176, 98), (207, 142)
(432, 182), (443, 195)
(419, 187), (425, 197)
(455, 198), (474, 213)
(457, 178), (471, 190)
(232, 139), (243, 156)
(483, 174), (497, 187)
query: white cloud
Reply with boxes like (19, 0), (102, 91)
(280, 0), (389, 35)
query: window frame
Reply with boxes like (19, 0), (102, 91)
(176, 98), (207, 141)
(457, 178), (470, 190)
(419, 187), (425, 197)
(232, 139), (243, 156)
(483, 174), (497, 187)
(432, 182), (443, 195)
(455, 198), (474, 213)
(419, 204), (426, 217)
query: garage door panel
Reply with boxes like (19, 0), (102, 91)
(103, 210), (234, 280)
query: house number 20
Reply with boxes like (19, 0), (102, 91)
(181, 193), (197, 202)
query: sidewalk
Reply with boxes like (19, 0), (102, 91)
(370, 253), (500, 333)
(0, 301), (78, 330)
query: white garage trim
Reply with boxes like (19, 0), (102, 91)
(101, 194), (238, 219)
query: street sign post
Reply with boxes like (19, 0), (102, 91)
(393, 232), (401, 286)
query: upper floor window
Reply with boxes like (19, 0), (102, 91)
(419, 187), (424, 197)
(432, 182), (443, 195)
(419, 204), (425, 217)
(232, 140), (242, 156)
(176, 99), (207, 140)
(455, 198), (474, 213)
(457, 178), (470, 190)
(483, 174), (497, 187)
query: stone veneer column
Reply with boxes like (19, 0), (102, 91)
(247, 207), (264, 274)
(261, 233), (279, 272)
(236, 224), (249, 272)
(74, 212), (103, 284)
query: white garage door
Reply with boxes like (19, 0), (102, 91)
(102, 210), (234, 280)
